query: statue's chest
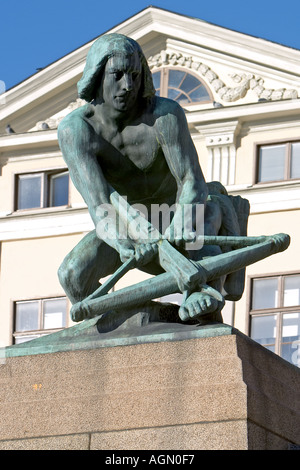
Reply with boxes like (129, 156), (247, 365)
(110, 125), (160, 172)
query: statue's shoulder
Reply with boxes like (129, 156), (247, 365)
(152, 95), (183, 118)
(151, 97), (186, 135)
(58, 103), (94, 139)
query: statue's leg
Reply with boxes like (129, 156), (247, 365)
(58, 230), (121, 304)
(179, 244), (225, 323)
(179, 199), (225, 323)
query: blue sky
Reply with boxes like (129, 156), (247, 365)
(1, 0), (300, 91)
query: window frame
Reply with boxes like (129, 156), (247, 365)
(152, 66), (213, 106)
(13, 296), (69, 344)
(14, 167), (70, 212)
(48, 170), (70, 208)
(254, 138), (300, 185)
(248, 272), (300, 363)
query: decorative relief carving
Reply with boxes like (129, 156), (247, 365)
(229, 73), (298, 101)
(33, 99), (86, 131)
(148, 51), (298, 102)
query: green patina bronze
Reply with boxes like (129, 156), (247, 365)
(54, 33), (290, 329)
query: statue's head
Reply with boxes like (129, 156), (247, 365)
(77, 33), (156, 105)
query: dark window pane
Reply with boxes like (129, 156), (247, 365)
(49, 172), (69, 207)
(152, 72), (161, 90)
(258, 145), (285, 182)
(251, 314), (277, 346)
(180, 74), (201, 93)
(17, 175), (42, 209)
(252, 278), (278, 310)
(43, 298), (67, 329)
(291, 142), (300, 179)
(15, 301), (39, 332)
(168, 70), (186, 88)
(167, 88), (181, 101)
(170, 91), (190, 104)
(189, 86), (210, 102)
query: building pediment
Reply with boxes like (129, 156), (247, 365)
(1, 6), (300, 134)
(29, 98), (86, 132)
(148, 48), (298, 106)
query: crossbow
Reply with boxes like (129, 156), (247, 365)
(70, 232), (290, 322)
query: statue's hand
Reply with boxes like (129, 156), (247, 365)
(118, 239), (158, 267)
(164, 225), (197, 249)
(117, 239), (136, 263)
(134, 242), (159, 266)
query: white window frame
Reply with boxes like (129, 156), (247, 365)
(15, 168), (69, 211)
(255, 139), (300, 184)
(13, 297), (68, 344)
(249, 273), (300, 367)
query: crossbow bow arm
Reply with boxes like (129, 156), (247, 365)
(201, 232), (290, 283)
(70, 232), (290, 322)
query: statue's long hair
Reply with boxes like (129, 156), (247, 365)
(77, 33), (156, 104)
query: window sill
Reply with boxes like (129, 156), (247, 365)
(13, 327), (66, 345)
(6, 205), (75, 218)
(253, 179), (300, 190)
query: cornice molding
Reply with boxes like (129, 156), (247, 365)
(136, 8), (300, 76)
(0, 129), (58, 151)
(2, 99), (300, 151)
(229, 182), (300, 214)
(30, 98), (86, 131)
(148, 50), (298, 103)
(187, 99), (300, 127)
(0, 207), (93, 241)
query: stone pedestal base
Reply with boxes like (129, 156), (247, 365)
(0, 319), (299, 450)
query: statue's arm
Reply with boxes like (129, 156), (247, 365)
(58, 115), (109, 220)
(57, 113), (157, 264)
(157, 101), (208, 243)
(57, 114), (126, 251)
(159, 101), (207, 205)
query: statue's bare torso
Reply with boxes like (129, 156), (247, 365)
(74, 96), (183, 205)
(78, 98), (179, 205)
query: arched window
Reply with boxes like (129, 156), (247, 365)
(152, 68), (212, 105)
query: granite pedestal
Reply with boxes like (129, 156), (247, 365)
(0, 306), (299, 450)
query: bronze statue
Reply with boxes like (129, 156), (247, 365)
(57, 34), (289, 326)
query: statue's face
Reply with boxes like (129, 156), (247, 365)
(101, 52), (142, 112)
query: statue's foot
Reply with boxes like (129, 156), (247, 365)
(70, 300), (91, 322)
(179, 289), (225, 324)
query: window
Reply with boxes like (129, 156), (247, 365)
(257, 141), (300, 183)
(250, 274), (300, 367)
(14, 297), (68, 344)
(16, 170), (69, 210)
(152, 68), (212, 106)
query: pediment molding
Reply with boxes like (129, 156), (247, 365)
(30, 46), (299, 132)
(148, 50), (298, 103)
(30, 98), (86, 131)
